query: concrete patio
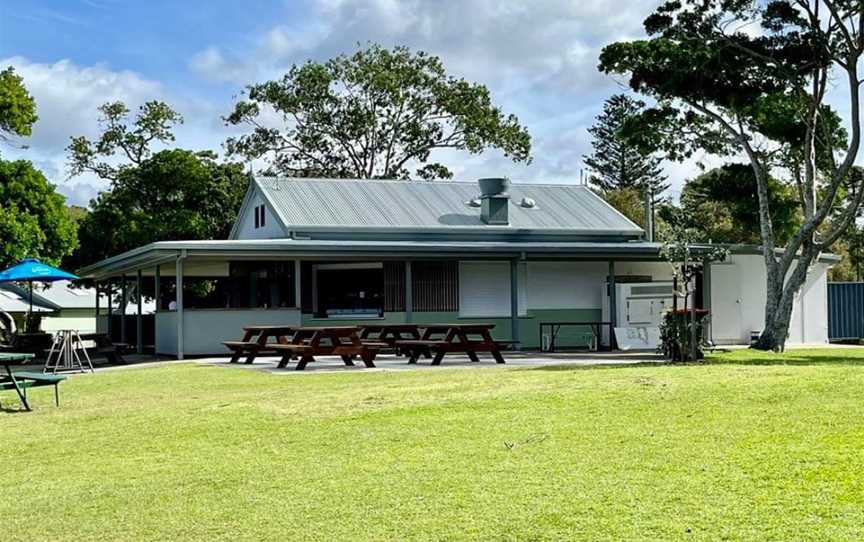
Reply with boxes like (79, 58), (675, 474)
(197, 350), (667, 374)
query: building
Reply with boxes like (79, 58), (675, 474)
(77, 177), (835, 358)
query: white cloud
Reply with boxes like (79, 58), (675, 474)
(185, 0), (687, 189)
(2, 56), (234, 205)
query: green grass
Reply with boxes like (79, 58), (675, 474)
(2, 348), (864, 541)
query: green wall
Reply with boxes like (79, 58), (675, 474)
(302, 308), (601, 349)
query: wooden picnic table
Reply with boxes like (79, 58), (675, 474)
(0, 352), (65, 411)
(359, 324), (422, 352)
(395, 323), (506, 365)
(273, 326), (383, 371)
(223, 325), (299, 364)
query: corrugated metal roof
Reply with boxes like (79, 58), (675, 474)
(255, 177), (643, 234)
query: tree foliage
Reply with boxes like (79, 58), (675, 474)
(68, 149), (248, 269)
(599, 0), (864, 350)
(660, 164), (800, 245)
(224, 44), (532, 179)
(0, 66), (38, 145)
(583, 94), (668, 199)
(0, 158), (77, 268)
(67, 101), (183, 181)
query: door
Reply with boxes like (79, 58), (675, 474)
(710, 265), (743, 343)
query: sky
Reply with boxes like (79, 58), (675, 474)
(1, 0), (717, 207)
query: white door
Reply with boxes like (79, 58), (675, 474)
(711, 265), (743, 343)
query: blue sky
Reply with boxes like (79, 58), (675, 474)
(1, 0), (709, 206)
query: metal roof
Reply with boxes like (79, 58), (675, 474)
(253, 177), (644, 236)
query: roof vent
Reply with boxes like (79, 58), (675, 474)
(478, 177), (510, 225)
(520, 197), (537, 209)
(478, 177), (510, 196)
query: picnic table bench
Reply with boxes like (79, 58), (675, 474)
(395, 323), (506, 365)
(273, 326), (382, 370)
(1, 353), (66, 411)
(223, 325), (298, 364)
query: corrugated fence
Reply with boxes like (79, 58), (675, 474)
(828, 282), (864, 340)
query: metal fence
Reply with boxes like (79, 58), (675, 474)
(828, 282), (864, 340)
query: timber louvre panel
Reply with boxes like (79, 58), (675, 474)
(383, 262), (406, 312)
(412, 261), (458, 312)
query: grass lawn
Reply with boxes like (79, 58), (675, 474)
(2, 349), (864, 541)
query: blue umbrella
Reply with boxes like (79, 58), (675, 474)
(0, 258), (78, 331)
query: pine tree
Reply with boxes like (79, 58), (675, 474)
(583, 94), (668, 200)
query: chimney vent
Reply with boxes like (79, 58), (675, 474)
(478, 177), (510, 225)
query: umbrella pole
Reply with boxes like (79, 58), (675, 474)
(29, 280), (33, 332)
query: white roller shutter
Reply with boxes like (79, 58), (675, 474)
(459, 262), (526, 317)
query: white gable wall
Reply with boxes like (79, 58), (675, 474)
(235, 188), (284, 239)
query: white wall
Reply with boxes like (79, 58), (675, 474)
(235, 190), (285, 240)
(709, 254), (830, 345)
(526, 261), (607, 309)
(156, 308), (302, 356)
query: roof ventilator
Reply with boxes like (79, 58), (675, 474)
(478, 177), (510, 225)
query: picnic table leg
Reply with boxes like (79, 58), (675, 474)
(431, 350), (446, 366)
(467, 351), (480, 362)
(5, 367), (30, 411)
(360, 350), (376, 368)
(295, 355), (314, 371)
(341, 355), (355, 366)
(277, 354), (292, 369)
(491, 348), (506, 364)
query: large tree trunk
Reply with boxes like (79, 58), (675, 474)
(752, 247), (818, 351)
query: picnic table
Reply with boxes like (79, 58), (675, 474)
(395, 323), (506, 365)
(273, 326), (383, 370)
(223, 325), (298, 364)
(359, 324), (422, 353)
(0, 352), (66, 411)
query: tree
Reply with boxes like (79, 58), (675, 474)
(583, 94), (669, 200)
(599, 1), (864, 351)
(0, 66), (38, 146)
(224, 44), (532, 179)
(829, 225), (864, 281)
(67, 101), (183, 181)
(602, 187), (650, 229)
(0, 159), (77, 268)
(661, 164), (800, 246)
(68, 149), (248, 269)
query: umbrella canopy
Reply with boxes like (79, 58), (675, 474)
(0, 259), (78, 333)
(0, 258), (78, 283)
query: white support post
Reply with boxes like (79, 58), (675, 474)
(154, 265), (161, 358)
(120, 274), (127, 344)
(94, 281), (101, 329)
(176, 255), (184, 360)
(510, 259), (520, 350)
(136, 269), (143, 354)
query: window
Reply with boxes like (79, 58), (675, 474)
(253, 204), (266, 229)
(314, 263), (384, 318)
(229, 261), (295, 308)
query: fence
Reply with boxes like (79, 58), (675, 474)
(828, 282), (864, 341)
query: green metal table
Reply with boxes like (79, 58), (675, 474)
(0, 352), (36, 411)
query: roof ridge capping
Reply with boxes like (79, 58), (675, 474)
(253, 175), (596, 189)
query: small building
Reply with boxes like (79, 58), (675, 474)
(77, 177), (835, 357)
